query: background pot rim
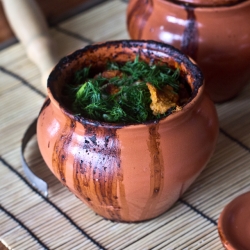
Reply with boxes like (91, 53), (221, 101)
(158, 0), (250, 10)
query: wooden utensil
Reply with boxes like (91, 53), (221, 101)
(2, 0), (59, 90)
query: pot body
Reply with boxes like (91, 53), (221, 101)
(127, 0), (250, 102)
(37, 40), (219, 222)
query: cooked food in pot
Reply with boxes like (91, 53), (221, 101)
(67, 56), (191, 123)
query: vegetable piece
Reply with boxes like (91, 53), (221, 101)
(146, 83), (181, 115)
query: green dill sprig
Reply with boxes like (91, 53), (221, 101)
(69, 56), (182, 123)
(74, 67), (90, 84)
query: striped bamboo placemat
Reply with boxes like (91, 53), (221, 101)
(1, 0), (250, 249)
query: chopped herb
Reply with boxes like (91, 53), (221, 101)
(67, 56), (191, 123)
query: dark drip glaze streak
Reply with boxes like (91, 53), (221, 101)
(52, 117), (76, 184)
(148, 124), (164, 196)
(39, 98), (51, 115)
(38, 99), (51, 128)
(73, 124), (123, 221)
(127, 0), (154, 39)
(140, 123), (164, 219)
(181, 6), (199, 60)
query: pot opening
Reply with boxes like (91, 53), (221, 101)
(48, 40), (203, 126)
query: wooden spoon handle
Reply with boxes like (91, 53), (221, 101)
(2, 0), (59, 90)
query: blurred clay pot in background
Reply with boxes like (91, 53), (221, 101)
(37, 40), (218, 222)
(127, 0), (250, 102)
(218, 191), (250, 250)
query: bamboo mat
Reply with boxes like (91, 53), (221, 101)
(1, 0), (250, 249)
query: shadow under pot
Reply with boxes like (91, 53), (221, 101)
(127, 0), (250, 103)
(37, 40), (219, 222)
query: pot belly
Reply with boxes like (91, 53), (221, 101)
(37, 95), (218, 222)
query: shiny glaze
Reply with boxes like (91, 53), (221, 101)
(218, 191), (250, 250)
(37, 40), (219, 222)
(127, 0), (250, 102)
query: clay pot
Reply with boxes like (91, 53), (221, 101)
(127, 0), (250, 102)
(37, 40), (218, 222)
(218, 191), (250, 250)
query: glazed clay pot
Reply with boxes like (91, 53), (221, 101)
(37, 40), (218, 222)
(218, 192), (250, 250)
(127, 0), (250, 102)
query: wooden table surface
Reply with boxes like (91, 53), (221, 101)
(1, 1), (250, 249)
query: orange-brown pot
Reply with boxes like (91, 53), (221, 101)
(127, 0), (250, 103)
(37, 40), (219, 222)
(218, 191), (250, 250)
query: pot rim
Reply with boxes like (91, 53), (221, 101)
(159, 0), (250, 10)
(47, 40), (204, 129)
